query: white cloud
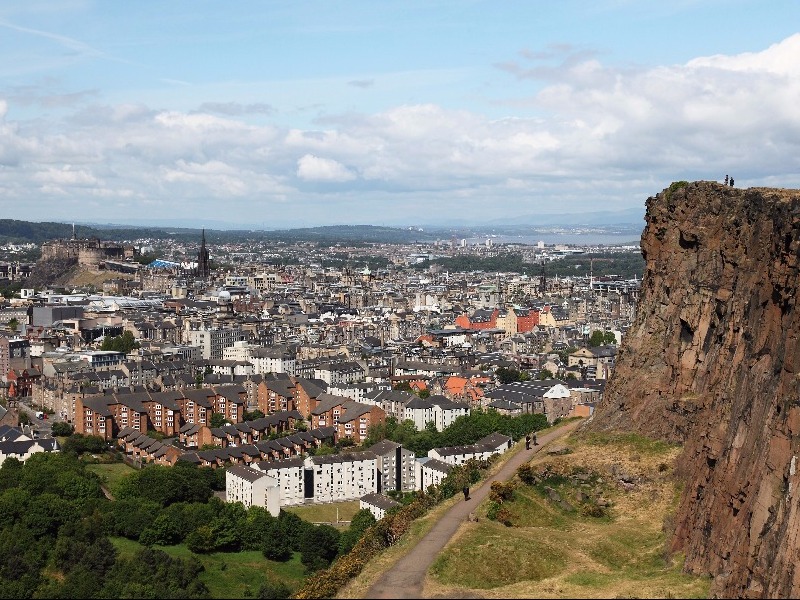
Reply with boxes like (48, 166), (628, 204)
(296, 154), (356, 182)
(1, 34), (799, 225)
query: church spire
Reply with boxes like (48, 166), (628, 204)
(197, 229), (210, 280)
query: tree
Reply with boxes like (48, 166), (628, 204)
(495, 366), (529, 384)
(393, 381), (413, 393)
(51, 421), (74, 437)
(298, 524), (340, 572)
(588, 329), (615, 347)
(243, 409), (265, 421)
(209, 413), (227, 428)
(7, 318), (18, 331)
(100, 330), (140, 353)
(538, 368), (554, 380)
(258, 581), (291, 599)
(61, 433), (109, 456)
(338, 508), (376, 555)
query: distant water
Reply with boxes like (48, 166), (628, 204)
(464, 232), (643, 246)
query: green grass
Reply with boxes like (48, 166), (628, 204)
(501, 486), (573, 529)
(284, 500), (360, 526)
(430, 524), (570, 588)
(425, 430), (710, 599)
(110, 537), (307, 598)
(85, 462), (137, 494)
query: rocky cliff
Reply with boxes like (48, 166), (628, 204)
(589, 181), (800, 598)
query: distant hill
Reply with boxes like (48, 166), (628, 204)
(260, 225), (439, 243)
(0, 220), (99, 244)
(0, 219), (440, 245)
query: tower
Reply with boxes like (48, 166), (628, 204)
(539, 259), (546, 295)
(197, 229), (210, 280)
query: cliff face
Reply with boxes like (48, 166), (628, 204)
(589, 181), (800, 598)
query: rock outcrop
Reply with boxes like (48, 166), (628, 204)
(589, 181), (800, 598)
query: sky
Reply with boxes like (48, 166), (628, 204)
(1, 0), (799, 230)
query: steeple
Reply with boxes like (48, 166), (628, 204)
(197, 229), (210, 280)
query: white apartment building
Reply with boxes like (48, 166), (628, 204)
(403, 397), (435, 431)
(327, 381), (380, 403)
(427, 432), (513, 466)
(222, 340), (251, 362)
(368, 439), (417, 492)
(360, 492), (401, 521)
(225, 464), (280, 516)
(313, 361), (365, 385)
(187, 325), (245, 360)
(305, 453), (378, 503)
(429, 395), (470, 431)
(251, 457), (306, 506)
(225, 342), (297, 375)
(250, 346), (297, 375)
(415, 457), (453, 491)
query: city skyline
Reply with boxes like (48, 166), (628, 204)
(1, 1), (799, 228)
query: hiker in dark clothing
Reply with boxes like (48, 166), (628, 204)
(463, 486), (470, 501)
(730, 178), (734, 186)
(525, 434), (531, 450)
(533, 433), (538, 446)
(725, 175), (729, 185)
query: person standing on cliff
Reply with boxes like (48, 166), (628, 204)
(725, 175), (729, 185)
(730, 178), (734, 186)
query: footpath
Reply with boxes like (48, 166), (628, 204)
(365, 418), (584, 599)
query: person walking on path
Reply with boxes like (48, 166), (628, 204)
(366, 418), (583, 599)
(462, 485), (470, 501)
(533, 432), (538, 446)
(525, 434), (531, 450)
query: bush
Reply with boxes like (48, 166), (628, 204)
(517, 463), (537, 485)
(258, 581), (291, 599)
(486, 501), (501, 521)
(580, 502), (607, 518)
(488, 481), (516, 504)
(495, 507), (514, 527)
(51, 422), (74, 437)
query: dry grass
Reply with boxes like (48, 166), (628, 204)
(284, 500), (362, 527)
(335, 425), (558, 599)
(421, 430), (710, 599)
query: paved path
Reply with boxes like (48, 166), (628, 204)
(365, 419), (584, 599)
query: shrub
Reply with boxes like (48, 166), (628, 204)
(580, 502), (607, 518)
(486, 501), (501, 521)
(489, 481), (516, 504)
(257, 580), (291, 599)
(51, 422), (74, 437)
(495, 507), (514, 527)
(517, 463), (537, 485)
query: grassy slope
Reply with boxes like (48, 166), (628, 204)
(422, 431), (710, 599)
(85, 462), (138, 494)
(94, 462), (360, 596)
(111, 537), (307, 598)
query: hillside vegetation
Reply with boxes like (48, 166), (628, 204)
(339, 430), (710, 599)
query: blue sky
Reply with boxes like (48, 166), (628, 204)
(1, 0), (799, 229)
